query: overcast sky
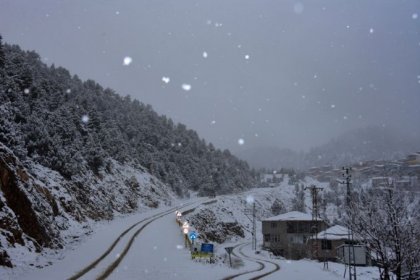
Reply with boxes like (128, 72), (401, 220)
(1, 0), (419, 152)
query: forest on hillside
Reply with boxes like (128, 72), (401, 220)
(0, 37), (256, 196)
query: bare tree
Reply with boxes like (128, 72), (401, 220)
(347, 185), (420, 280)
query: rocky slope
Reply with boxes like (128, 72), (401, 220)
(0, 143), (175, 267)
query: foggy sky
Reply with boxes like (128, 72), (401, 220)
(1, 0), (419, 152)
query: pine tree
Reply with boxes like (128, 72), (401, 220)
(0, 35), (5, 69)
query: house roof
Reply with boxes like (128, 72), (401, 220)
(263, 211), (316, 222)
(314, 225), (350, 240)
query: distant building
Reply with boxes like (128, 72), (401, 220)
(406, 152), (420, 165)
(371, 177), (390, 188)
(262, 211), (327, 259)
(260, 172), (283, 187)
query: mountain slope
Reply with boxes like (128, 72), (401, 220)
(305, 126), (420, 168)
(236, 126), (420, 170)
(0, 40), (255, 195)
(0, 38), (256, 267)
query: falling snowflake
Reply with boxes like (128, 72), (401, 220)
(182, 84), (191, 91)
(115, 11), (120, 15)
(331, 104), (336, 108)
(313, 74), (318, 79)
(123, 56), (132, 66)
(294, 2), (304, 14)
(211, 120), (216, 125)
(115, 253), (121, 259)
(412, 13), (418, 19)
(346, 25), (350, 29)
(369, 28), (374, 34)
(244, 54), (250, 60)
(246, 195), (254, 204)
(238, 138), (245, 145)
(202, 51), (208, 58)
(343, 116), (348, 120)
(162, 77), (170, 84)
(81, 115), (89, 123)
(176, 245), (183, 250)
(23, 88), (30, 94)
(66, 89), (71, 94)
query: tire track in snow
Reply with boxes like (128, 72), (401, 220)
(221, 243), (265, 280)
(222, 242), (280, 280)
(68, 202), (197, 280)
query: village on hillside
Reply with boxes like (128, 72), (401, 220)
(257, 152), (420, 279)
(261, 152), (420, 191)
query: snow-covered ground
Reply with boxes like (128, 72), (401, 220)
(1, 179), (381, 280)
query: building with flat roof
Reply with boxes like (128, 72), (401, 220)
(262, 211), (327, 259)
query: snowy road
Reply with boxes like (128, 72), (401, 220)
(4, 195), (380, 280)
(222, 242), (280, 280)
(70, 202), (197, 280)
(7, 197), (235, 280)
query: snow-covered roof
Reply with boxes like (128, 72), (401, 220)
(314, 225), (349, 240)
(263, 211), (315, 221)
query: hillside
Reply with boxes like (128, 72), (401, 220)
(0, 39), (256, 267)
(236, 126), (420, 170)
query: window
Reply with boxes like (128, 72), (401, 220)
(271, 222), (277, 228)
(264, 234), (270, 242)
(298, 222), (310, 233)
(289, 235), (304, 244)
(287, 222), (297, 233)
(321, 240), (332, 250)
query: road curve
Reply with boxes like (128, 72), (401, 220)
(67, 202), (197, 280)
(221, 243), (264, 280)
(221, 242), (280, 280)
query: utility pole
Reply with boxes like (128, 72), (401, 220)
(305, 185), (323, 259)
(341, 167), (357, 280)
(245, 201), (257, 251)
(252, 202), (256, 251)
